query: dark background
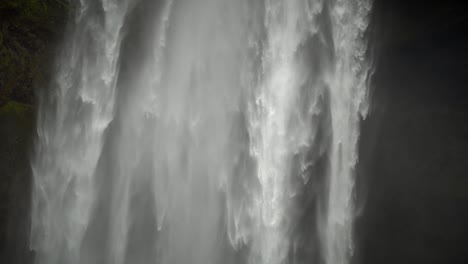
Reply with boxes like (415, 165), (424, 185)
(357, 1), (468, 264)
(1, 1), (468, 263)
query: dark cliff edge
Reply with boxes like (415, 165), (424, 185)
(0, 1), (69, 263)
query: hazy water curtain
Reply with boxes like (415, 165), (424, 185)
(31, 0), (372, 264)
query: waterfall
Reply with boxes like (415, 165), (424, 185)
(31, 0), (372, 264)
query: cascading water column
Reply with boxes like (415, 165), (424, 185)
(247, 1), (315, 263)
(31, 1), (130, 263)
(30, 0), (373, 264)
(323, 1), (373, 264)
(245, 1), (372, 264)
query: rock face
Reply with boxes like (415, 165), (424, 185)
(0, 102), (34, 264)
(0, 0), (68, 105)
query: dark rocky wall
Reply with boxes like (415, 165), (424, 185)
(0, 0), (68, 105)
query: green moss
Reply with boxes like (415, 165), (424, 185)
(0, 101), (33, 120)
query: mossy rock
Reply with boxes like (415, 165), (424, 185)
(0, 101), (33, 117)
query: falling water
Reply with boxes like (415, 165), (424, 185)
(31, 0), (372, 264)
